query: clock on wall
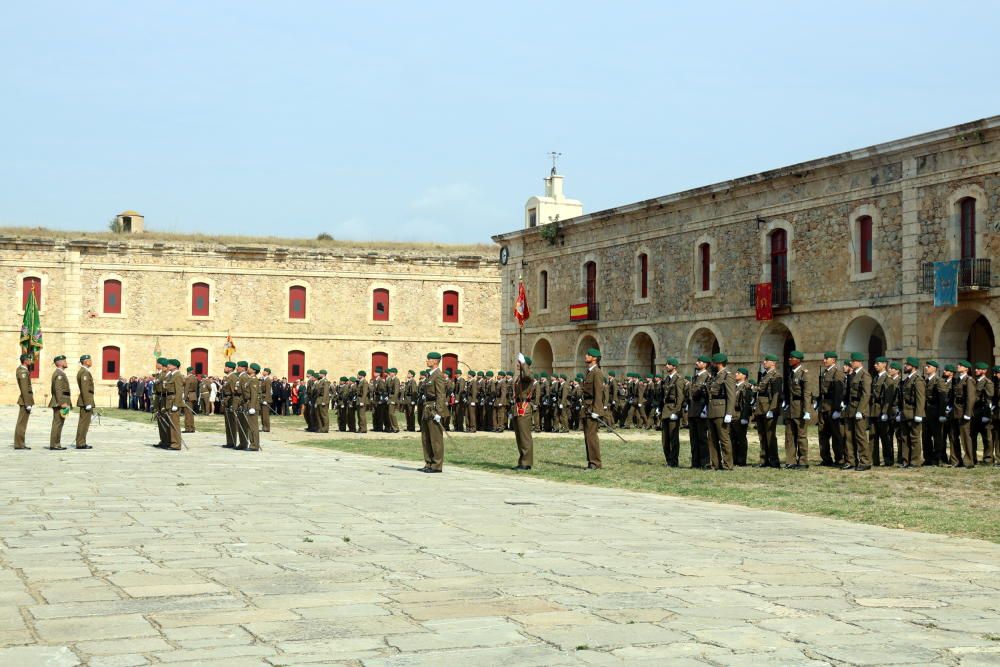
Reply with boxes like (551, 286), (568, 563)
(499, 246), (509, 265)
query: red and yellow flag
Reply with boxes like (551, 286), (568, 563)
(513, 281), (530, 328)
(755, 283), (773, 321)
(223, 332), (237, 359)
(569, 303), (589, 321)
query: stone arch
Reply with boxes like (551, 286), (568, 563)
(841, 313), (889, 371)
(626, 328), (658, 375)
(755, 320), (798, 385)
(934, 305), (1000, 365)
(575, 333), (602, 374)
(685, 323), (722, 364)
(531, 336), (554, 375)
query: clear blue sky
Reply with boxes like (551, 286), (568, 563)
(2, 2), (998, 244)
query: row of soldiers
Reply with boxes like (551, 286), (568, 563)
(14, 353), (96, 450)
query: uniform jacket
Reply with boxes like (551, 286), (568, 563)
(707, 368), (737, 419)
(973, 375), (994, 419)
(785, 365), (810, 419)
(169, 371), (186, 411)
(260, 376), (273, 406)
(184, 373), (199, 402)
(48, 368), (71, 408)
(952, 374), (976, 420)
(924, 373), (948, 419)
(660, 373), (684, 419)
(581, 364), (605, 415)
(734, 381), (754, 421)
(753, 368), (782, 418)
(17, 364), (34, 407)
(76, 366), (95, 408)
(846, 368), (872, 418)
(898, 371), (925, 421)
(423, 368), (448, 419)
(688, 370), (711, 418)
(514, 363), (536, 412)
(882, 375), (900, 419)
(872, 371), (890, 418)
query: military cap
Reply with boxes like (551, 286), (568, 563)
(166, 359), (179, 367)
(666, 357), (679, 366)
(875, 356), (888, 363)
(539, 372), (547, 378)
(225, 361), (236, 369)
(347, 376), (355, 382)
(736, 367), (749, 376)
(264, 367), (271, 373)
(53, 354), (66, 362)
(697, 354), (711, 363)
(444, 368), (452, 375)
(789, 350), (805, 360)
(562, 374), (568, 379)
(319, 369), (328, 375)
(608, 371), (616, 377)
(408, 370), (415, 375)
(748, 378), (757, 386)
(186, 366), (193, 372)
(944, 364), (956, 372)
(711, 353), (728, 363)
(19, 353), (30, 362)
(523, 355), (533, 366)
(249, 363), (261, 372)
(420, 370), (427, 376)
(358, 370), (367, 376)
(849, 352), (865, 362)
(645, 373), (653, 379)
(925, 360), (939, 368)
(576, 373), (584, 380)
(975, 361), (989, 370)
(157, 357), (168, 366)
(306, 369), (315, 375)
(80, 354), (91, 362)
(339, 376), (348, 382)
(586, 347), (601, 358)
(485, 370), (494, 377)
(454, 369), (462, 375)
(957, 359), (972, 369)
(890, 361), (902, 370)
(823, 351), (838, 359)
(993, 365), (1000, 372)
(654, 373), (662, 379)
(905, 356), (920, 367)
(476, 371), (484, 376)
(426, 351), (441, 360)
(763, 353), (778, 362)
(237, 360), (248, 368)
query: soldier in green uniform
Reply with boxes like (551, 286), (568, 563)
(335, 376), (348, 431)
(260, 368), (273, 432)
(403, 370), (417, 431)
(419, 352), (447, 473)
(870, 356), (891, 466)
(304, 370), (316, 432)
(199, 374), (212, 414)
(15, 354), (35, 450)
(784, 350), (811, 468)
(992, 365), (1000, 467)
(922, 361), (948, 466)
(817, 352), (846, 466)
(245, 363), (262, 450)
(159, 359), (184, 450)
(387, 368), (401, 433)
(753, 353), (782, 468)
(465, 369), (477, 433)
(844, 352), (872, 470)
(951, 360), (976, 467)
(416, 370), (428, 432)
(183, 366), (198, 433)
(688, 355), (711, 469)
(232, 361), (250, 449)
(152, 358), (168, 446)
(75, 354), (95, 449)
(898, 357), (925, 467)
(731, 367), (753, 466)
(706, 353), (737, 470)
(581, 348), (605, 470)
(48, 355), (72, 450)
(971, 361), (994, 465)
(660, 357), (685, 467)
(221, 361), (238, 447)
(451, 369), (464, 432)
(315, 370), (331, 433)
(513, 353), (536, 470)
(357, 370), (370, 433)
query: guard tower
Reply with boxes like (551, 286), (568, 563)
(115, 210), (145, 233)
(524, 157), (583, 229)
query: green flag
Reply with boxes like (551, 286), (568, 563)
(19, 289), (43, 364)
(153, 336), (161, 360)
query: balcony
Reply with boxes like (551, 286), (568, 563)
(920, 258), (992, 292)
(569, 302), (599, 323)
(748, 281), (792, 310)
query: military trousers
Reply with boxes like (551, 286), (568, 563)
(515, 411), (533, 467)
(236, 408), (250, 447)
(900, 419), (923, 466)
(356, 405), (367, 433)
(847, 416), (871, 467)
(388, 403), (400, 432)
(707, 417), (733, 470)
(922, 417), (946, 465)
(75, 408), (92, 447)
(873, 418), (894, 465)
(755, 415), (779, 467)
(200, 396), (211, 414)
(405, 403), (416, 431)
(582, 414), (602, 468)
(184, 401), (196, 431)
(223, 407), (237, 446)
(730, 419), (749, 466)
(690, 417), (710, 468)
(261, 403), (271, 432)
(157, 409), (170, 445)
(661, 416), (681, 466)
(247, 412), (260, 450)
(420, 416), (444, 470)
(951, 418), (974, 466)
(784, 416), (808, 466)
(817, 410), (845, 464)
(15, 405), (31, 448)
(971, 419), (992, 465)
(315, 405), (329, 433)
(167, 409), (182, 449)
(50, 408), (67, 448)
(464, 403), (475, 432)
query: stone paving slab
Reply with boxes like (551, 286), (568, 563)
(1, 407), (1000, 665)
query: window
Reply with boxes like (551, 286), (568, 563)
(102, 346), (120, 380)
(372, 351), (388, 376)
(288, 350), (305, 381)
(638, 253), (649, 299)
(858, 216), (873, 273)
(585, 261), (597, 304)
(22, 277), (41, 310)
(103, 279), (122, 314)
(373, 288), (389, 321)
(442, 353), (458, 375)
(443, 290), (459, 323)
(289, 285), (306, 319)
(528, 208), (537, 227)
(192, 282), (210, 317)
(540, 270), (548, 310)
(191, 348), (208, 376)
(960, 197), (976, 259)
(770, 230), (787, 284)
(698, 244), (711, 292)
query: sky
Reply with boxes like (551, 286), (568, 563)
(2, 2), (999, 244)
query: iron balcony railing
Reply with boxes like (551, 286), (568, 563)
(748, 280), (792, 309)
(920, 258), (992, 292)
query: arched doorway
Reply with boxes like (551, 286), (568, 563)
(758, 321), (796, 386)
(576, 335), (601, 375)
(842, 316), (887, 373)
(938, 309), (996, 365)
(688, 326), (720, 365)
(627, 332), (656, 376)
(531, 338), (554, 375)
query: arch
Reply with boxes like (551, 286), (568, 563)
(626, 329), (657, 376)
(934, 305), (1000, 365)
(946, 184), (988, 260)
(441, 353), (459, 375)
(841, 314), (888, 371)
(191, 348), (209, 377)
(371, 285), (391, 322)
(684, 323), (723, 363)
(531, 337), (554, 375)
(21, 273), (46, 313)
(101, 345), (121, 380)
(371, 351), (389, 375)
(755, 320), (797, 385)
(575, 333), (602, 374)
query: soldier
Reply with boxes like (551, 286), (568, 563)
(571, 373), (585, 430)
(315, 370), (331, 433)
(753, 354), (782, 468)
(784, 351), (811, 468)
(816, 352), (846, 466)
(922, 360), (948, 466)
(971, 361), (994, 466)
(465, 368), (478, 433)
(897, 357), (925, 468)
(357, 370), (370, 433)
(152, 357), (168, 446)
(705, 353), (736, 470)
(993, 366), (1000, 467)
(688, 355), (712, 469)
(231, 361), (251, 449)
(75, 354), (96, 449)
(732, 367), (753, 466)
(451, 369), (464, 432)
(244, 363), (262, 450)
(163, 359), (185, 450)
(199, 374), (212, 415)
(15, 354), (34, 450)
(260, 367), (273, 432)
(660, 357), (685, 467)
(581, 347), (605, 470)
(558, 374), (572, 432)
(403, 370), (417, 432)
(183, 366), (198, 433)
(303, 370), (317, 432)
(495, 371), (509, 432)
(844, 352), (872, 471)
(419, 352), (447, 473)
(870, 356), (891, 466)
(48, 355), (72, 450)
(951, 360), (976, 467)
(221, 361), (238, 447)
(416, 370), (428, 432)
(387, 368), (401, 433)
(512, 353), (536, 470)
(887, 362), (904, 458)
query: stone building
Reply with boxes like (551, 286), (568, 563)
(2, 220), (500, 404)
(493, 116), (1000, 382)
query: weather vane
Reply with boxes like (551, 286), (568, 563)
(548, 151), (562, 176)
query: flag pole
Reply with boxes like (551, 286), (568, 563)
(517, 274), (523, 366)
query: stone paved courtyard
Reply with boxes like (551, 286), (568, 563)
(2, 407), (1000, 666)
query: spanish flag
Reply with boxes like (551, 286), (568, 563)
(513, 281), (530, 328)
(569, 303), (590, 321)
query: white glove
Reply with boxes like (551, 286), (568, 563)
(855, 412), (862, 420)
(559, 404), (563, 409)
(914, 416), (923, 423)
(939, 416), (947, 423)
(766, 410), (773, 419)
(964, 415), (971, 421)
(812, 401), (818, 411)
(840, 402), (846, 410)
(262, 401), (268, 405)
(700, 407), (707, 418)
(740, 418), (749, 425)
(248, 408), (256, 415)
(517, 353), (525, 364)
(670, 413), (678, 421)
(832, 411), (841, 419)
(803, 412), (811, 421)
(895, 415), (901, 422)
(171, 406), (178, 412)
(782, 401), (788, 410)
(25, 405), (32, 412)
(470, 402), (476, 406)
(881, 414), (888, 422)
(724, 414), (732, 424)
(590, 412), (599, 419)
(982, 417), (990, 424)
(433, 414), (441, 423)
(946, 406), (953, 414)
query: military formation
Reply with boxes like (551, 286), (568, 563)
(13, 349), (1000, 474)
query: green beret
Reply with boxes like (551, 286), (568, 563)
(426, 352), (441, 360)
(485, 370), (494, 377)
(156, 357), (168, 366)
(420, 370), (427, 376)
(339, 376), (348, 382)
(186, 366), (193, 372)
(763, 353), (778, 362)
(850, 352), (865, 362)
(389, 368), (397, 373)
(645, 373), (653, 379)
(237, 360), (248, 368)
(711, 353), (727, 363)
(875, 356), (888, 363)
(993, 365), (1000, 373)
(349, 376), (356, 382)
(166, 359), (179, 367)
(523, 355), (533, 366)
(975, 361), (989, 370)
(824, 351), (838, 359)
(19, 353), (30, 362)
(576, 373), (584, 380)
(263, 368), (271, 373)
(319, 369), (328, 375)
(79, 354), (91, 362)
(905, 357), (920, 367)
(358, 370), (366, 376)
(54, 354), (66, 362)
(454, 369), (462, 375)
(697, 355), (711, 363)
(444, 368), (452, 375)
(408, 370), (415, 375)
(925, 360), (939, 368)
(608, 371), (616, 377)
(737, 367), (749, 376)
(890, 362), (902, 370)
(475, 371), (483, 376)
(306, 369), (315, 375)
(562, 374), (568, 380)
(944, 364), (956, 372)
(249, 363), (261, 372)
(957, 360), (971, 369)
(654, 373), (662, 379)
(748, 379), (757, 386)
(538, 372), (547, 378)
(666, 357), (679, 366)
(586, 347), (601, 358)
(225, 361), (236, 369)
(789, 350), (804, 360)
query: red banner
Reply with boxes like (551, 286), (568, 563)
(513, 281), (530, 328)
(755, 283), (772, 321)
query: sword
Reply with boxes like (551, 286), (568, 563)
(591, 413), (628, 443)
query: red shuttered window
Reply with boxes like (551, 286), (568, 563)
(192, 282), (210, 316)
(102, 346), (120, 380)
(288, 350), (305, 382)
(442, 290), (459, 323)
(289, 285), (306, 319)
(104, 279), (122, 314)
(373, 288), (389, 321)
(23, 277), (42, 309)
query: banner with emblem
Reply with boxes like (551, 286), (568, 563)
(755, 283), (773, 321)
(513, 281), (530, 328)
(933, 260), (959, 308)
(153, 337), (161, 360)
(19, 289), (43, 364)
(223, 332), (237, 359)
